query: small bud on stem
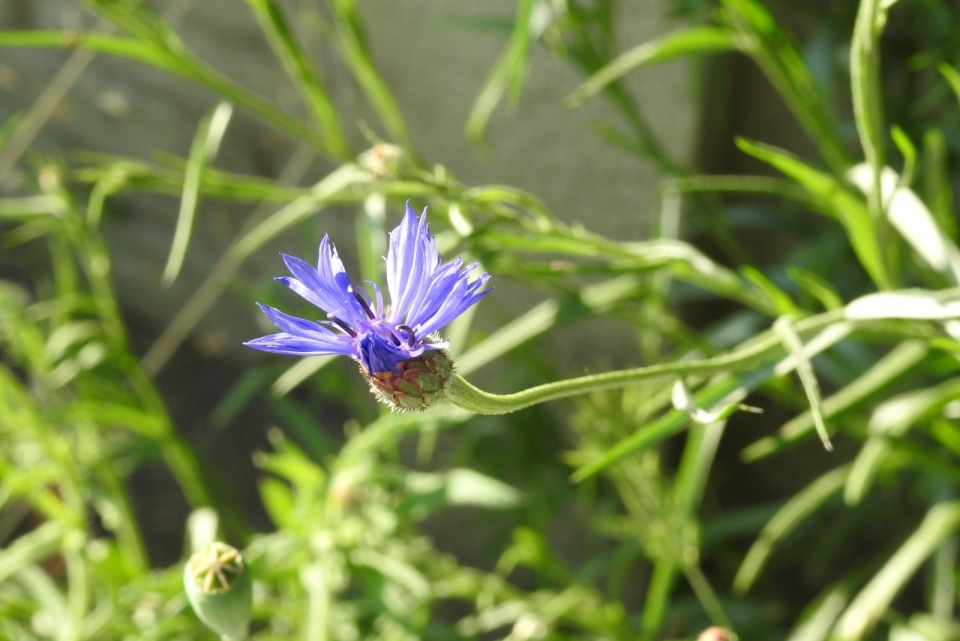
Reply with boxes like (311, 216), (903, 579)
(184, 542), (252, 641)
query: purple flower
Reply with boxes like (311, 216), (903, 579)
(245, 204), (491, 380)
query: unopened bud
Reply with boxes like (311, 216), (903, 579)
(184, 542), (252, 641)
(697, 627), (737, 641)
(364, 348), (454, 412)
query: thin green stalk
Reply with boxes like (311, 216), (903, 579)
(640, 561), (677, 641)
(445, 310), (843, 415)
(685, 563), (732, 630)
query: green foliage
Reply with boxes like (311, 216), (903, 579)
(1, 0), (960, 639)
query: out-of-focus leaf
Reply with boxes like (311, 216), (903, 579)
(465, 0), (537, 146)
(736, 138), (888, 289)
(407, 468), (522, 509)
(743, 340), (928, 461)
(787, 267), (843, 311)
(743, 267), (799, 315)
(721, 0), (848, 173)
(773, 316), (831, 450)
(243, 0), (349, 158)
(922, 129), (957, 241)
(845, 288), (960, 320)
(565, 27), (738, 107)
(162, 101), (233, 285)
(0, 30), (172, 67)
(786, 575), (858, 641)
(833, 502), (960, 640)
(890, 125), (916, 189)
(848, 164), (960, 285)
(939, 62), (960, 110)
(850, 0), (890, 228)
(845, 377), (960, 505)
(734, 466), (847, 593)
(0, 522), (67, 585)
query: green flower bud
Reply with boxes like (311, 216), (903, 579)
(364, 348), (454, 412)
(184, 542), (252, 641)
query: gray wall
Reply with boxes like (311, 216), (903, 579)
(0, 0), (696, 366)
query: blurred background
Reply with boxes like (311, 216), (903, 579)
(2, 0), (960, 639)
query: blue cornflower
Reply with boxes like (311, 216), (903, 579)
(245, 203), (491, 410)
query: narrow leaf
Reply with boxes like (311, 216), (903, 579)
(162, 101), (233, 285)
(566, 27), (738, 107)
(773, 316), (831, 450)
(734, 466), (847, 593)
(834, 502), (960, 640)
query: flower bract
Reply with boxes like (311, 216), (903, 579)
(245, 204), (490, 408)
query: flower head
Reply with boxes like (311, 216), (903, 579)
(245, 204), (491, 410)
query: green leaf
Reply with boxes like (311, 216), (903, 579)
(787, 267), (843, 311)
(786, 574), (859, 641)
(734, 466), (848, 593)
(162, 101), (233, 285)
(743, 340), (928, 461)
(773, 316), (831, 450)
(833, 502), (960, 640)
(721, 0), (848, 174)
(271, 356), (334, 397)
(845, 377), (960, 505)
(922, 129), (957, 241)
(0, 30), (174, 68)
(0, 522), (67, 585)
(890, 125), (916, 189)
(848, 164), (960, 285)
(742, 267), (799, 316)
(845, 288), (960, 320)
(850, 0), (889, 230)
(736, 137), (889, 289)
(465, 0), (537, 146)
(565, 27), (738, 107)
(572, 319), (853, 481)
(243, 0), (349, 158)
(327, 0), (413, 150)
(407, 468), (523, 509)
(938, 62), (960, 110)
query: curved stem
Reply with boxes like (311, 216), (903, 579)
(445, 310), (844, 415)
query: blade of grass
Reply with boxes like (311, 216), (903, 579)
(787, 267), (843, 311)
(786, 575), (859, 641)
(162, 101), (233, 285)
(140, 153), (354, 376)
(639, 560), (678, 641)
(272, 356), (334, 397)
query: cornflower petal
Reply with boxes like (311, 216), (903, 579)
(244, 333), (354, 356)
(277, 242), (366, 327)
(387, 204), (441, 321)
(358, 333), (409, 374)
